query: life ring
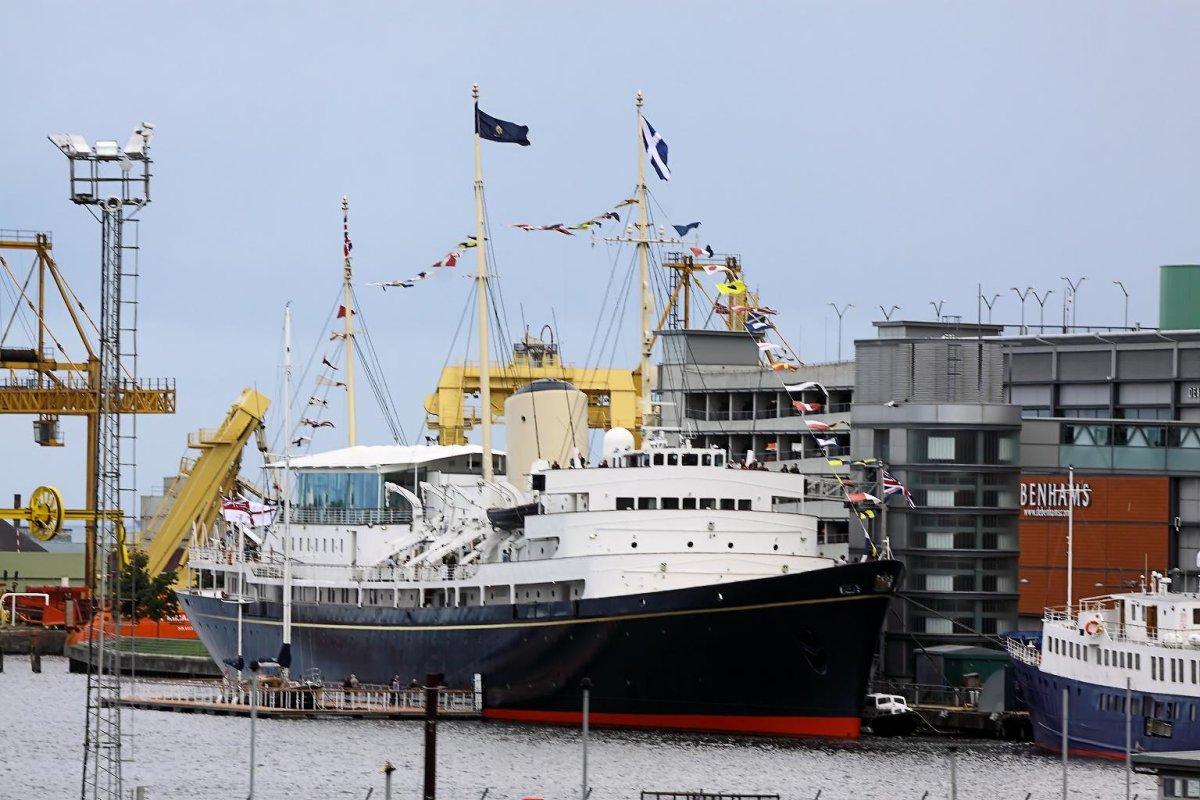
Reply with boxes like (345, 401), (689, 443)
(1084, 619), (1104, 636)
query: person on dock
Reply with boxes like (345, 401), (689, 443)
(390, 674), (402, 706)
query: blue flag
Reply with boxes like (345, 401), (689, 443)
(476, 106), (531, 146)
(640, 116), (670, 180)
(673, 222), (701, 237)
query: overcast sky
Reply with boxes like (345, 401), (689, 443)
(1, 2), (1197, 507)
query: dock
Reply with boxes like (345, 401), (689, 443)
(65, 636), (222, 679)
(115, 679), (483, 720)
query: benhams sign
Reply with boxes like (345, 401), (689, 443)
(1020, 480), (1092, 517)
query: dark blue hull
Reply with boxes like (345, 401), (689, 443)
(1012, 658), (1200, 758)
(178, 559), (901, 737)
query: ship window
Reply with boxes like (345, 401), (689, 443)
(1194, 608), (1200, 625)
(1083, 647), (1088, 663)
(720, 498), (736, 510)
(699, 498), (715, 509)
(715, 455), (724, 467)
(683, 453), (698, 466)
(682, 497), (697, 509)
(653, 454), (664, 466)
(1153, 658), (1158, 680)
(661, 497), (680, 510)
(737, 499), (752, 511)
(638, 497), (657, 510)
(1103, 650), (1108, 666)
(1136, 654), (1141, 670)
(700, 454), (711, 466)
(667, 454), (679, 466)
(1193, 661), (1198, 684)
(616, 497), (635, 510)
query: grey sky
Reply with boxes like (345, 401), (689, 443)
(1, 2), (1197, 506)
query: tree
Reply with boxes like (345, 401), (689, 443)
(118, 550), (181, 622)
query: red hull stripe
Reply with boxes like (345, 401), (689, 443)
(1034, 742), (1126, 761)
(484, 708), (861, 738)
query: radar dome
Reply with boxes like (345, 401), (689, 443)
(602, 428), (635, 462)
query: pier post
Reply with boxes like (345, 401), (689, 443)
(1061, 687), (1069, 800)
(248, 671), (259, 799)
(30, 650), (41, 673)
(384, 760), (395, 800)
(1, 646), (5, 672)
(1125, 677), (1132, 800)
(581, 678), (592, 800)
(423, 671), (442, 800)
(947, 746), (957, 800)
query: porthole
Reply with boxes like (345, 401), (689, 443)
(631, 542), (638, 549)
(727, 542), (734, 549)
(773, 544), (779, 551)
(687, 541), (694, 548)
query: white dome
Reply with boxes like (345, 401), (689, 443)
(602, 428), (635, 462)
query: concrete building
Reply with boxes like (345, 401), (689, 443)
(851, 321), (1022, 678)
(655, 328), (855, 552)
(1003, 328), (1200, 623)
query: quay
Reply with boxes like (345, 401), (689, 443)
(115, 679), (483, 720)
(65, 636), (221, 679)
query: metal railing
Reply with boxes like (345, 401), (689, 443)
(190, 546), (477, 584)
(125, 678), (481, 714)
(289, 507), (413, 526)
(1006, 636), (1041, 666)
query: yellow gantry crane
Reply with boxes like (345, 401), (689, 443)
(0, 231), (176, 587)
(424, 253), (758, 445)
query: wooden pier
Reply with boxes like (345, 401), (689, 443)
(115, 679), (482, 720)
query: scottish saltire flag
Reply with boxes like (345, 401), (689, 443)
(641, 116), (670, 180)
(673, 221), (700, 236)
(476, 107), (531, 146)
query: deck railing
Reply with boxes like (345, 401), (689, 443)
(125, 678), (481, 713)
(190, 546), (477, 584)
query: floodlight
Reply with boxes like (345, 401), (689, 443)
(94, 140), (120, 158)
(67, 134), (91, 156)
(48, 133), (92, 157)
(123, 131), (146, 159)
(48, 133), (73, 153)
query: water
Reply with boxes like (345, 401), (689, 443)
(3, 657), (1151, 800)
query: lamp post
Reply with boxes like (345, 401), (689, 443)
(1060, 275), (1086, 332)
(980, 293), (1000, 324)
(929, 299), (945, 321)
(1113, 280), (1129, 329)
(827, 303), (853, 361)
(878, 304), (900, 321)
(1012, 287), (1033, 334)
(1031, 289), (1054, 334)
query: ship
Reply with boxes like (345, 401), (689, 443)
(177, 88), (903, 738)
(1008, 571), (1200, 758)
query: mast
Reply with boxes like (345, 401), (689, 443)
(473, 83), (494, 482)
(342, 195), (357, 446)
(635, 91), (653, 436)
(282, 304), (294, 672)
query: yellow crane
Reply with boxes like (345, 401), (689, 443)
(141, 387), (270, 577)
(0, 231), (175, 587)
(424, 253), (757, 445)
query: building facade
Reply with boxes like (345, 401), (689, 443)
(852, 321), (1022, 678)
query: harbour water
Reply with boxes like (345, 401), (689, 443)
(3, 658), (1151, 799)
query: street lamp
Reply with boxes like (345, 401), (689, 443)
(828, 302), (853, 361)
(1031, 289), (1054, 333)
(1060, 275), (1086, 331)
(1011, 287), (1033, 334)
(930, 300), (945, 321)
(1113, 281), (1129, 329)
(878, 304), (900, 321)
(980, 293), (1000, 324)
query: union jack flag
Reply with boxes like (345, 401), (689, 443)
(882, 469), (916, 508)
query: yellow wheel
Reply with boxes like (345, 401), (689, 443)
(28, 485), (64, 542)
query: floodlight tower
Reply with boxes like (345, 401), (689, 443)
(49, 123), (154, 800)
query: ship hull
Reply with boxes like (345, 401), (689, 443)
(179, 559), (900, 738)
(1012, 658), (1200, 758)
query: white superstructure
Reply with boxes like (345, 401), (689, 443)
(1009, 573), (1200, 700)
(188, 437), (848, 610)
